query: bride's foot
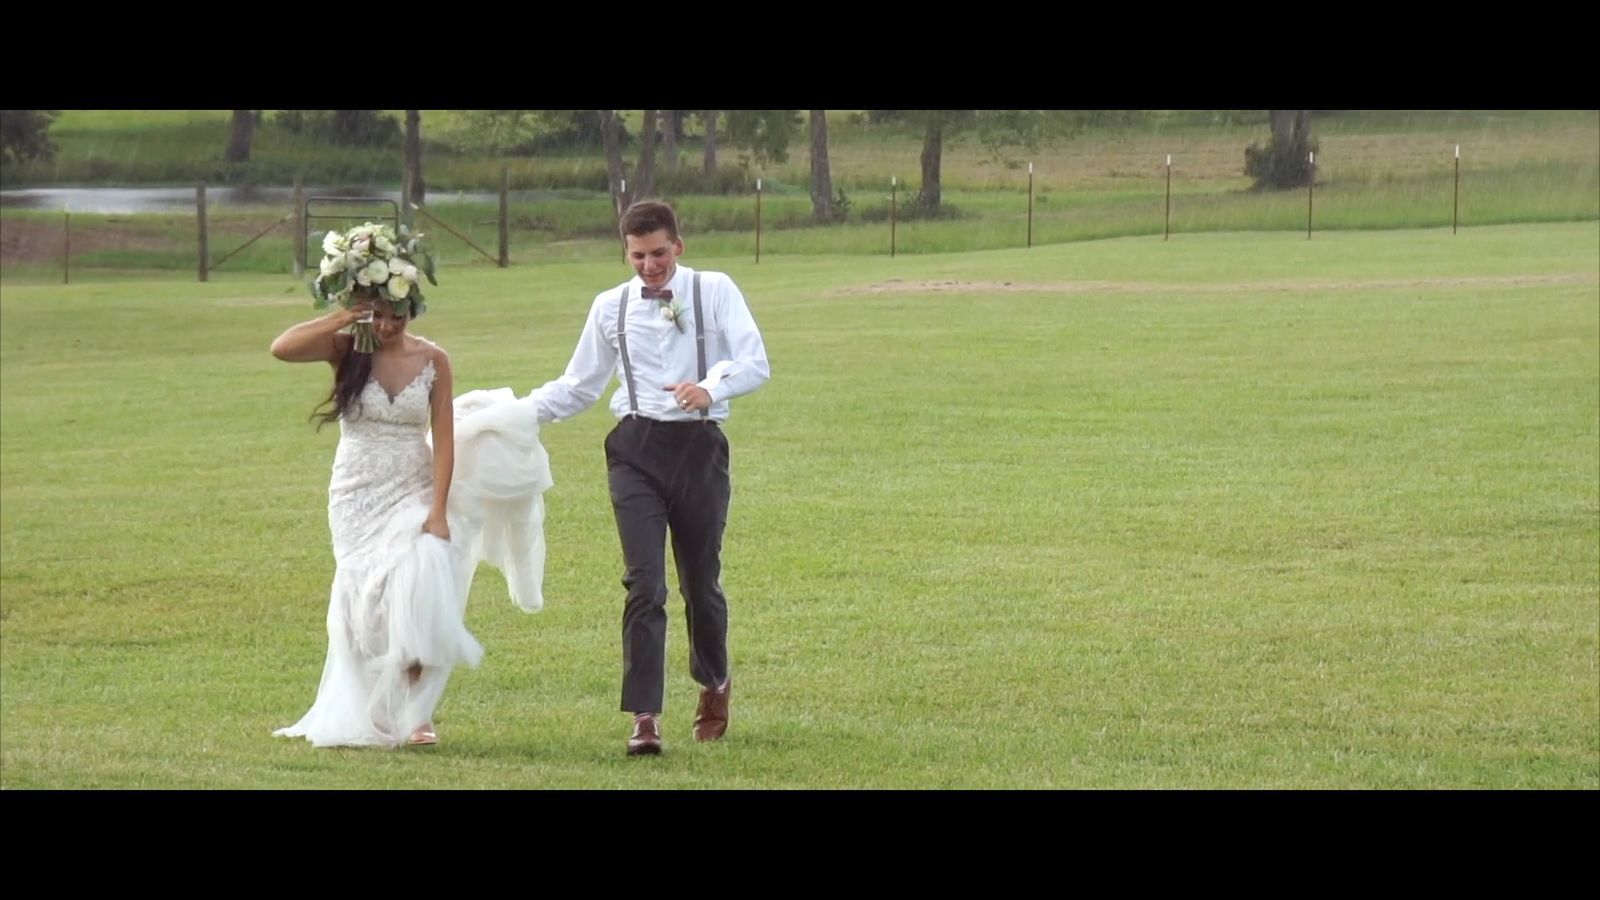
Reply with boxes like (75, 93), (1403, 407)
(407, 723), (438, 746)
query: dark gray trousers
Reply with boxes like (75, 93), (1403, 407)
(605, 416), (731, 714)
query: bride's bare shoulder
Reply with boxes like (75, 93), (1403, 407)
(407, 335), (451, 377)
(406, 334), (447, 356)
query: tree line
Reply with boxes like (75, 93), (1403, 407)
(1, 110), (1321, 216)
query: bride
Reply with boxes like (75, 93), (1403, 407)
(269, 222), (549, 749)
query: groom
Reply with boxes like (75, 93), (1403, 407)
(527, 200), (771, 755)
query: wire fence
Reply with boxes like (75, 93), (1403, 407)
(4, 152), (1597, 283)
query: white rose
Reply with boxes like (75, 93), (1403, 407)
(322, 231), (342, 255)
(399, 263), (419, 282)
(319, 254), (346, 277)
(374, 234), (395, 255)
(357, 259), (390, 286)
(388, 274), (412, 299)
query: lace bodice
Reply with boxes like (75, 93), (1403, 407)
(328, 359), (437, 560)
(341, 358), (437, 442)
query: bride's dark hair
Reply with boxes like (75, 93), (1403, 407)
(312, 344), (374, 431)
(311, 287), (386, 431)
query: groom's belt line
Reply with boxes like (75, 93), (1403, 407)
(619, 413), (719, 426)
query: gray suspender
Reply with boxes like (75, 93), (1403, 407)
(692, 273), (708, 419)
(617, 273), (707, 419)
(616, 285), (639, 414)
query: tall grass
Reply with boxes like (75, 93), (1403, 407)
(6, 159), (1595, 283)
(6, 110), (1595, 193)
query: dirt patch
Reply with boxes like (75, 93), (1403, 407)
(827, 274), (1600, 297)
(1, 215), (294, 268)
(2, 217), (176, 263)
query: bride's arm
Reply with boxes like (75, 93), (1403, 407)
(270, 306), (365, 364)
(425, 347), (455, 540)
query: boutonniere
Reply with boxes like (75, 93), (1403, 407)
(658, 298), (685, 333)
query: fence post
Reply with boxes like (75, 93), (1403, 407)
(1164, 155), (1172, 241)
(1452, 145), (1461, 234)
(1306, 152), (1315, 240)
(400, 170), (415, 231)
(499, 166), (510, 268)
(197, 183), (209, 282)
(293, 176), (306, 277)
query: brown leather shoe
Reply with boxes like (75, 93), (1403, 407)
(627, 714), (663, 756)
(693, 680), (730, 742)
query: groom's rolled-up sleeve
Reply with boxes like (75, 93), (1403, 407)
(700, 278), (770, 403)
(528, 295), (616, 424)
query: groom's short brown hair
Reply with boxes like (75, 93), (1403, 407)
(619, 201), (680, 242)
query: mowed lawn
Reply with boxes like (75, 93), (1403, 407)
(1, 222), (1595, 788)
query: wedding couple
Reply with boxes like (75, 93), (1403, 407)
(269, 201), (770, 756)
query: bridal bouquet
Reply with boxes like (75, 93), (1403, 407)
(311, 221), (437, 353)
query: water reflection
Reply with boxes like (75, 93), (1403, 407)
(0, 186), (521, 214)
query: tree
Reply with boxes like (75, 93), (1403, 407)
(225, 109), (254, 163)
(895, 110), (1048, 213)
(895, 111), (976, 213)
(662, 110), (681, 170)
(703, 110), (719, 173)
(917, 112), (952, 212)
(632, 109), (659, 200)
(448, 110), (606, 154)
(404, 109), (425, 203)
(598, 110), (666, 214)
(1244, 110), (1318, 190)
(723, 110), (802, 166)
(272, 110), (397, 146)
(809, 110), (836, 222)
(1, 109), (59, 164)
(599, 110), (630, 214)
(330, 110), (399, 146)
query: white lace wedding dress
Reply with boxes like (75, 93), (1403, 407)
(274, 354), (552, 748)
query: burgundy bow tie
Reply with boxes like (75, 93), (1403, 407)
(641, 287), (673, 300)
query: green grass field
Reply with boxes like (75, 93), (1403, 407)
(2, 222), (1595, 788)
